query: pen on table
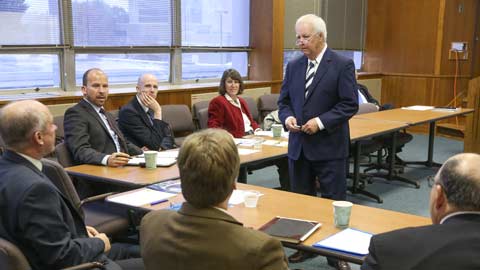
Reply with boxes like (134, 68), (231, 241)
(150, 199), (169, 206)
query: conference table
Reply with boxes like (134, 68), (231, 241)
(354, 107), (474, 167)
(65, 141), (288, 188)
(110, 183), (430, 264)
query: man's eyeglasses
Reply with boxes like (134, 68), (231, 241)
(295, 34), (316, 45)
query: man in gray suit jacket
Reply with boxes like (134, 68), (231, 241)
(0, 100), (143, 270)
(140, 129), (289, 270)
(64, 68), (142, 167)
(362, 153), (480, 270)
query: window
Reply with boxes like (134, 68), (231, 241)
(75, 54), (170, 85)
(181, 0), (249, 47)
(0, 0), (60, 45)
(182, 52), (248, 80)
(72, 0), (171, 46)
(0, 54), (60, 90)
(0, 0), (251, 92)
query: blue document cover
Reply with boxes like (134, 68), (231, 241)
(313, 228), (373, 256)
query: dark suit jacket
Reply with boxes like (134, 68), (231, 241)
(118, 97), (175, 150)
(64, 99), (142, 165)
(0, 151), (114, 270)
(141, 202), (289, 270)
(208, 95), (260, 138)
(278, 48), (358, 161)
(362, 213), (480, 270)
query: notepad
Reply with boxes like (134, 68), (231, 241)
(401, 105), (434, 111)
(313, 228), (373, 256)
(259, 216), (321, 244)
(107, 188), (176, 207)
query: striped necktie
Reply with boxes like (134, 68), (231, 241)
(305, 60), (316, 97)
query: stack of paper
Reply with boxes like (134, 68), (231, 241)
(107, 188), (176, 207)
(313, 228), (373, 256)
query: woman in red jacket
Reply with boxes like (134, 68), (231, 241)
(208, 69), (260, 138)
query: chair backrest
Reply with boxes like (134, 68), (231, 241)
(0, 134), (5, 155)
(258, 94), (280, 123)
(41, 158), (82, 211)
(357, 103), (379, 115)
(197, 108), (209, 130)
(53, 115), (65, 145)
(192, 100), (210, 130)
(242, 96), (259, 123)
(161, 105), (195, 146)
(108, 109), (120, 123)
(0, 237), (31, 270)
(55, 142), (74, 168)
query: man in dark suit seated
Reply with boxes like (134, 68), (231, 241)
(362, 153), (480, 270)
(140, 129), (289, 270)
(64, 68), (142, 167)
(0, 100), (143, 270)
(118, 73), (175, 151)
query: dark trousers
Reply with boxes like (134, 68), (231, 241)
(105, 243), (144, 270)
(289, 155), (347, 200)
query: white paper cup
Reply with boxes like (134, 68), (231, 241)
(144, 151), (158, 169)
(253, 139), (263, 150)
(272, 124), (282, 137)
(244, 190), (261, 208)
(332, 201), (353, 228)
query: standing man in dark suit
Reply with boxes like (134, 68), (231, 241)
(0, 100), (143, 270)
(362, 153), (480, 270)
(141, 129), (289, 270)
(64, 68), (142, 167)
(118, 73), (175, 151)
(278, 14), (358, 269)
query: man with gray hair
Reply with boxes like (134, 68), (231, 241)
(0, 100), (143, 270)
(362, 153), (480, 270)
(278, 13), (358, 269)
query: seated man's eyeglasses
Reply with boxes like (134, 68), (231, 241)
(295, 34), (316, 45)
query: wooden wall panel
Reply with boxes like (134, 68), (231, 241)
(364, 0), (440, 74)
(440, 0), (477, 75)
(465, 77), (480, 153)
(249, 0), (284, 93)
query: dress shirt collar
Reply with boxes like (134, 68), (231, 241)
(83, 98), (103, 113)
(309, 43), (328, 69)
(440, 211), (480, 224)
(225, 93), (240, 107)
(136, 95), (149, 113)
(17, 152), (42, 171)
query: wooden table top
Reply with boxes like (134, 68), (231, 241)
(65, 141), (288, 187)
(354, 108), (474, 125)
(142, 183), (431, 263)
(349, 118), (408, 141)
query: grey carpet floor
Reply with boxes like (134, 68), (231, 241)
(246, 134), (463, 270)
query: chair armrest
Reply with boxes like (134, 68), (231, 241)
(79, 192), (117, 207)
(62, 261), (106, 270)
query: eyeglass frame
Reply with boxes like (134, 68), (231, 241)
(295, 32), (320, 45)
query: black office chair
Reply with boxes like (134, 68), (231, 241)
(0, 237), (105, 270)
(41, 158), (133, 239)
(161, 104), (195, 146)
(192, 100), (210, 130)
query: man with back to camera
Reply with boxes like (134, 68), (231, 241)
(278, 14), (358, 269)
(362, 153), (480, 270)
(64, 68), (142, 167)
(0, 100), (143, 270)
(118, 73), (175, 151)
(140, 129), (289, 270)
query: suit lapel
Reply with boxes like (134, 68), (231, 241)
(304, 48), (332, 104)
(79, 99), (110, 134)
(133, 97), (154, 129)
